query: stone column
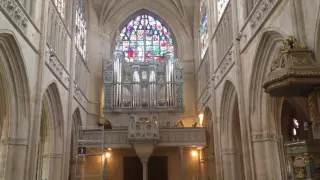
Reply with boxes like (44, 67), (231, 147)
(179, 147), (185, 180)
(0, 137), (28, 180)
(251, 133), (282, 179)
(48, 153), (63, 180)
(221, 149), (237, 180)
(132, 143), (154, 180)
(141, 158), (148, 180)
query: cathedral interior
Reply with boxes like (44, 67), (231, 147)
(1, 0), (320, 180)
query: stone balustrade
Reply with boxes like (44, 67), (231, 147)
(79, 127), (206, 148)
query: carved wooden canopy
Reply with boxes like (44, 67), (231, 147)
(263, 36), (320, 97)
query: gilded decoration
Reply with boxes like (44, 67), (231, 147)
(292, 154), (314, 179)
(270, 36), (308, 73)
(263, 36), (320, 97)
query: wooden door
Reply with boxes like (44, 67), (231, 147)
(123, 156), (142, 180)
(148, 156), (168, 180)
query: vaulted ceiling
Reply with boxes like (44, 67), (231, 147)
(88, 0), (196, 38)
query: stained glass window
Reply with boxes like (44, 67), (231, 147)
(119, 14), (174, 62)
(53, 0), (65, 18)
(217, 0), (229, 20)
(200, 0), (208, 59)
(76, 0), (87, 59)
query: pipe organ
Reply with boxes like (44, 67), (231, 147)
(104, 46), (184, 110)
(104, 32), (184, 140)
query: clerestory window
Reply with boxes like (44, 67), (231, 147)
(76, 0), (87, 59)
(200, 0), (209, 59)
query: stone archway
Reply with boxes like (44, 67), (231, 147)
(201, 107), (216, 180)
(68, 108), (82, 180)
(248, 30), (286, 179)
(0, 32), (30, 180)
(220, 80), (245, 180)
(36, 82), (64, 180)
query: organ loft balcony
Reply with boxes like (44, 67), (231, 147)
(99, 30), (205, 146)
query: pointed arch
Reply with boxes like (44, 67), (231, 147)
(115, 10), (176, 62)
(42, 82), (64, 144)
(219, 80), (245, 180)
(0, 31), (31, 180)
(36, 82), (64, 180)
(248, 30), (288, 179)
(201, 107), (216, 180)
(68, 108), (82, 180)
(220, 80), (238, 134)
(0, 31), (30, 138)
(105, 4), (193, 60)
(248, 30), (286, 133)
(203, 107), (213, 128)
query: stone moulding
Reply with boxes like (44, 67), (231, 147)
(45, 53), (69, 89)
(240, 0), (281, 52)
(0, 137), (28, 146)
(0, 0), (28, 33)
(263, 36), (320, 97)
(214, 48), (234, 88)
(251, 133), (280, 142)
(80, 128), (206, 148)
(41, 153), (62, 159)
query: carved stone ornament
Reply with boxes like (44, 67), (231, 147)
(263, 36), (320, 97)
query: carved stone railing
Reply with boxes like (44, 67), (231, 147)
(197, 80), (212, 108)
(0, 0), (40, 52)
(213, 2), (233, 65)
(158, 128), (206, 147)
(0, 0), (28, 33)
(80, 127), (206, 148)
(79, 129), (131, 149)
(214, 46), (234, 87)
(45, 46), (70, 89)
(239, 0), (281, 52)
(73, 81), (88, 110)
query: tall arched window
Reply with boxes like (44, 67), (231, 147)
(119, 14), (175, 62)
(53, 0), (65, 18)
(76, 0), (87, 59)
(200, 0), (208, 59)
(217, 0), (229, 20)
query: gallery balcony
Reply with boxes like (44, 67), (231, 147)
(78, 127), (206, 149)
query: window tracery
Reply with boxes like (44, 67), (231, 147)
(76, 0), (87, 59)
(119, 14), (174, 62)
(53, 0), (65, 18)
(217, 0), (229, 20)
(200, 0), (208, 59)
